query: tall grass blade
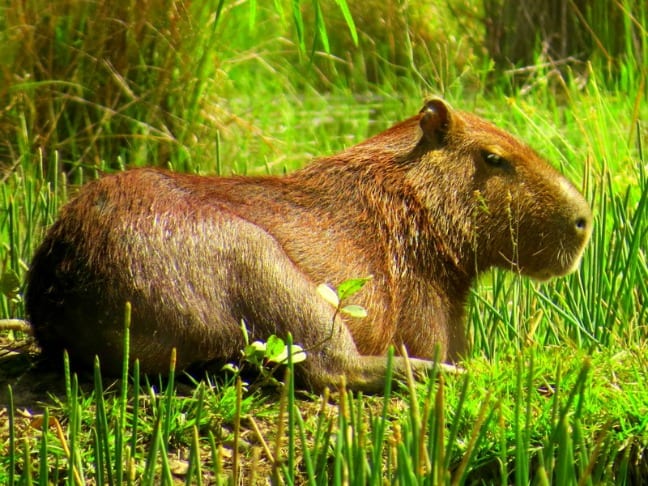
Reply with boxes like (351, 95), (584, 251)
(286, 333), (296, 481)
(22, 436), (33, 486)
(38, 408), (49, 486)
(334, 0), (358, 45)
(8, 385), (15, 486)
(514, 356), (529, 486)
(232, 376), (242, 485)
(185, 384), (205, 486)
(291, 0), (306, 54)
(162, 347), (176, 447)
(93, 357), (111, 485)
(129, 358), (141, 484)
(142, 412), (163, 485)
(115, 301), (132, 485)
(369, 348), (395, 486)
(451, 393), (495, 486)
(444, 372), (470, 472)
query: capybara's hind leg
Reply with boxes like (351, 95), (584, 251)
(211, 221), (417, 391)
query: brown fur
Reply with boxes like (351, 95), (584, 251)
(26, 99), (592, 392)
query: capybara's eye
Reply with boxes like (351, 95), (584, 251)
(482, 151), (507, 167)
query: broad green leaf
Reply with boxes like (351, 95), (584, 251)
(221, 363), (239, 374)
(341, 304), (368, 318)
(244, 341), (266, 360)
(0, 269), (20, 298)
(269, 344), (307, 364)
(265, 335), (286, 359)
(337, 275), (373, 301)
(317, 283), (339, 308)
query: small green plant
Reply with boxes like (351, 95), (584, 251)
(226, 276), (372, 387)
(225, 320), (307, 387)
(243, 334), (307, 369)
(316, 275), (373, 319)
(313, 275), (373, 350)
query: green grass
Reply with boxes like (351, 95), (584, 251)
(3, 342), (646, 483)
(1, 0), (647, 484)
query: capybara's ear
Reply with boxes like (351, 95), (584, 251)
(419, 98), (453, 147)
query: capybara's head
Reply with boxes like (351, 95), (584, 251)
(407, 98), (592, 280)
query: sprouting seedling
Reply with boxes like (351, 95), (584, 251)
(223, 320), (306, 388)
(316, 275), (373, 343)
(243, 334), (306, 367)
(317, 275), (372, 318)
(235, 320), (306, 367)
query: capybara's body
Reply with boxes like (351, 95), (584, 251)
(26, 100), (592, 391)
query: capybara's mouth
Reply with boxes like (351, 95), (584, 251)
(524, 243), (589, 281)
(501, 237), (590, 281)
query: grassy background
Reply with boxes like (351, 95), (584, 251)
(1, 0), (646, 483)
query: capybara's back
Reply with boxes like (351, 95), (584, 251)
(26, 99), (592, 391)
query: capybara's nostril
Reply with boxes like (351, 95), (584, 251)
(574, 208), (593, 235)
(575, 217), (588, 231)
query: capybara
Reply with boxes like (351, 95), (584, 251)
(26, 99), (592, 392)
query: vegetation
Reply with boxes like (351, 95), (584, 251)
(1, 0), (646, 483)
